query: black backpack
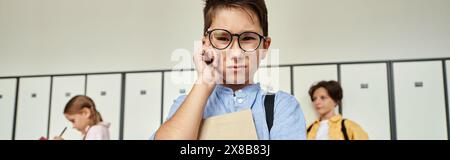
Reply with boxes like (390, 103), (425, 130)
(306, 118), (349, 140)
(264, 94), (275, 132)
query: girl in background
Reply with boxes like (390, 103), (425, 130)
(53, 95), (110, 140)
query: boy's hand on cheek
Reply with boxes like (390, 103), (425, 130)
(194, 45), (221, 86)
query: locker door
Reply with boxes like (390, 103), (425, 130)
(0, 79), (17, 140)
(394, 61), (447, 140)
(124, 72), (162, 140)
(86, 74), (122, 140)
(49, 76), (85, 140)
(163, 71), (197, 121)
(293, 65), (338, 126)
(447, 60), (450, 133)
(15, 77), (51, 140)
(254, 67), (291, 94)
(341, 63), (391, 140)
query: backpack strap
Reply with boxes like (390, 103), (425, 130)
(341, 119), (349, 140)
(264, 94), (275, 132)
(307, 124), (314, 133)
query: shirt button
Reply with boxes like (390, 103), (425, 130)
(237, 98), (244, 104)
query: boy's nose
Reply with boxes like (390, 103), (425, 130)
(228, 39), (244, 60)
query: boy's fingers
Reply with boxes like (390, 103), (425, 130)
(194, 49), (202, 64)
(203, 48), (214, 64)
(212, 50), (220, 68)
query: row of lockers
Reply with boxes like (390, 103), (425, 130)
(0, 60), (449, 140)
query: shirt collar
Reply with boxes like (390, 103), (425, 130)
(83, 122), (110, 134)
(314, 114), (343, 124)
(213, 83), (261, 111)
(329, 114), (342, 122)
(215, 83), (261, 97)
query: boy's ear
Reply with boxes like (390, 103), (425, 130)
(260, 37), (272, 59)
(263, 37), (271, 49)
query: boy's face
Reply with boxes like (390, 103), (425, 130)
(312, 87), (337, 116)
(203, 7), (271, 84)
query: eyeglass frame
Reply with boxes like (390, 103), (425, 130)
(204, 29), (267, 52)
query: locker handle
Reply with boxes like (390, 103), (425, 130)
(140, 90), (147, 95)
(65, 92), (71, 97)
(360, 83), (369, 89)
(0, 94), (2, 99)
(179, 89), (186, 94)
(100, 91), (107, 96)
(414, 82), (423, 88)
(31, 93), (37, 98)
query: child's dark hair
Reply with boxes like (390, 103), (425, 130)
(203, 0), (269, 36)
(64, 95), (103, 125)
(308, 80), (344, 107)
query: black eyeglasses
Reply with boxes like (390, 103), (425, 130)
(205, 29), (266, 52)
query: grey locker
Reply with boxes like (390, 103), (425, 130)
(293, 65), (338, 126)
(86, 74), (122, 140)
(446, 60), (450, 136)
(49, 76), (86, 140)
(163, 71), (197, 121)
(15, 77), (51, 140)
(124, 72), (162, 140)
(0, 79), (17, 140)
(341, 63), (391, 140)
(393, 61), (447, 140)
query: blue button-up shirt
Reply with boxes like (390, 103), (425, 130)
(153, 83), (306, 140)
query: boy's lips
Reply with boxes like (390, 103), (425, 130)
(227, 65), (247, 69)
(227, 66), (247, 72)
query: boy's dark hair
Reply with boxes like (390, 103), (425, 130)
(203, 0), (268, 36)
(308, 80), (343, 107)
